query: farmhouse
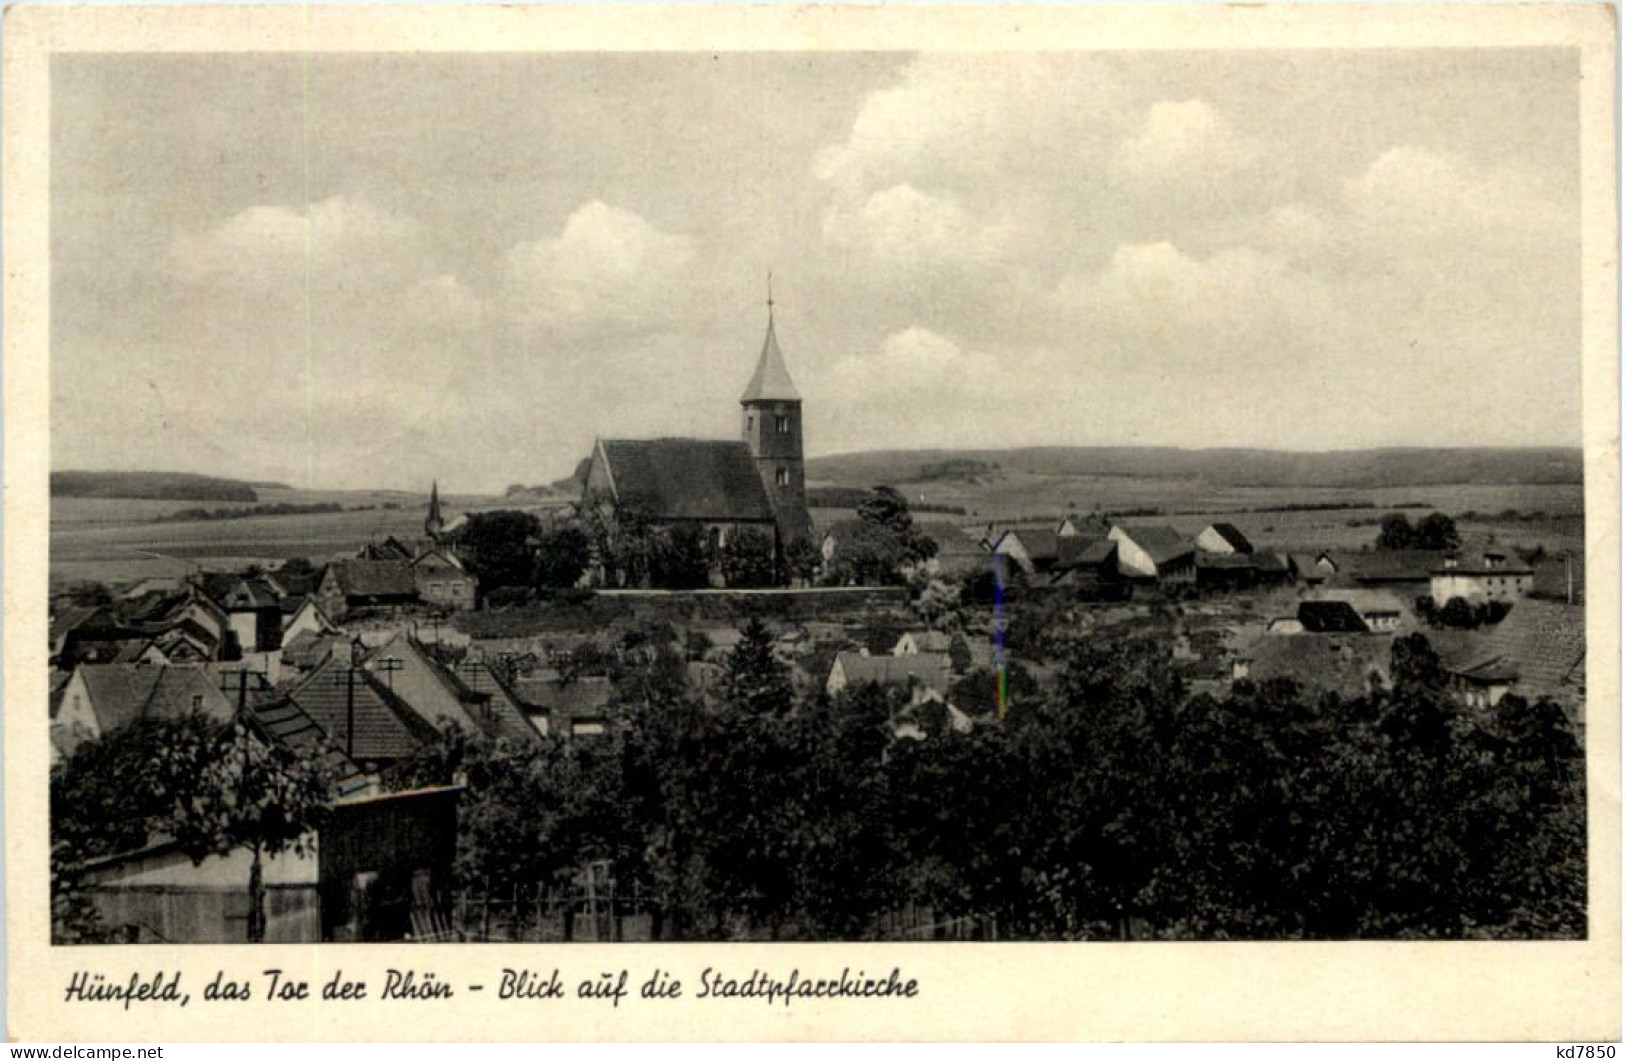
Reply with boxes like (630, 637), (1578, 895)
(53, 663), (235, 760)
(1428, 598), (1586, 720)
(220, 576), (284, 654)
(411, 547), (477, 611)
(581, 304), (813, 583)
(316, 559), (419, 621)
(1195, 522), (1254, 555)
(826, 651), (953, 706)
(1429, 552), (1534, 608)
(1108, 524), (1196, 582)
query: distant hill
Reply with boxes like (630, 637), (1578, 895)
(51, 470), (260, 502)
(806, 447), (1583, 490)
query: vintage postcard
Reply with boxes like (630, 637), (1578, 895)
(5, 3), (1619, 1042)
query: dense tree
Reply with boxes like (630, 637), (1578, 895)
(1415, 511), (1463, 551)
(648, 524), (712, 590)
(53, 712), (336, 943)
(534, 526), (591, 589)
(1376, 511), (1460, 551)
(783, 536), (821, 587)
(720, 619), (794, 718)
(459, 510), (543, 592)
(357, 618), (1585, 943)
(721, 527), (778, 589)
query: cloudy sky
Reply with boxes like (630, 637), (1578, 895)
(52, 49), (1580, 492)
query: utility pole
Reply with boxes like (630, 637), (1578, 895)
(333, 663), (359, 760)
(374, 656), (403, 693)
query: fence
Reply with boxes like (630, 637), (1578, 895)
(443, 884), (995, 943)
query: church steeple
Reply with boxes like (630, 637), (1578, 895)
(740, 277), (810, 546)
(741, 275), (801, 403)
(425, 480), (445, 541)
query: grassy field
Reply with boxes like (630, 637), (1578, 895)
(51, 470), (1586, 589)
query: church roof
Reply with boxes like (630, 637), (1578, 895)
(595, 438), (775, 522)
(740, 314), (801, 402)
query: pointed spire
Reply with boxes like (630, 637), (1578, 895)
(425, 480), (444, 539)
(741, 274), (800, 402)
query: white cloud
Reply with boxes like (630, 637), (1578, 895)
(501, 201), (697, 333)
(1054, 241), (1340, 375)
(821, 183), (1017, 270)
(1114, 99), (1268, 195)
(1342, 145), (1573, 249)
(172, 196), (421, 286)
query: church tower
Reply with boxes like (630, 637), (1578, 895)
(424, 479), (445, 542)
(741, 284), (811, 545)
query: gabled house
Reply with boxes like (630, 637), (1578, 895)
(1427, 598), (1587, 720)
(1429, 552), (1535, 608)
(826, 651), (953, 706)
(1195, 522), (1255, 556)
(1289, 553), (1338, 585)
(410, 547), (477, 611)
(284, 654), (442, 770)
(1443, 657), (1519, 709)
(909, 521), (989, 578)
(513, 672), (616, 739)
(281, 596), (338, 650)
(893, 630), (952, 656)
(1296, 600), (1370, 634)
(1107, 524), (1196, 582)
(316, 560), (419, 621)
(1049, 538), (1124, 596)
(53, 663), (236, 760)
(357, 536), (416, 562)
(359, 631), (539, 747)
(220, 576), (284, 654)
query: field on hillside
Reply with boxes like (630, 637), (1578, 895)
(812, 473), (1587, 558)
(47, 485), (529, 586)
(52, 468), (1586, 589)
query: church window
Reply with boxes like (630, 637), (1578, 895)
(776, 467), (790, 487)
(775, 415), (790, 434)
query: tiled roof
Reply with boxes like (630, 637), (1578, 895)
(1240, 635), (1392, 700)
(1005, 528), (1059, 560)
(452, 659), (543, 745)
(285, 656), (441, 762)
(1531, 553), (1585, 603)
(896, 630), (952, 653)
(1428, 599), (1587, 707)
(515, 674), (615, 722)
(1116, 524), (1194, 564)
(282, 630), (343, 671)
(1449, 656), (1519, 684)
(1251, 551), (1291, 574)
(596, 439), (775, 522)
(76, 663), (235, 734)
(1054, 537), (1116, 569)
(832, 651), (952, 693)
(223, 578), (281, 611)
(1336, 550), (1442, 582)
(329, 559), (418, 599)
(1297, 600), (1369, 633)
(248, 694), (371, 798)
(1203, 523), (1254, 553)
(912, 521), (987, 561)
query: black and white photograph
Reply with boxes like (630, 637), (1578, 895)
(7, 1), (1619, 1043)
